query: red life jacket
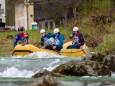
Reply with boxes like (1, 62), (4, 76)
(76, 32), (80, 37)
(21, 33), (29, 38)
(75, 32), (82, 45)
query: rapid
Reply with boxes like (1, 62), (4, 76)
(0, 52), (115, 86)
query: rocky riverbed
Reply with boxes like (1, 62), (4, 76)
(31, 53), (115, 86)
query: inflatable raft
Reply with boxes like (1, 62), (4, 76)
(12, 41), (89, 57)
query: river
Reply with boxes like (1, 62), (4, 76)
(0, 52), (115, 86)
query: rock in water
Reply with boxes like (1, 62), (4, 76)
(53, 60), (111, 76)
(84, 53), (105, 62)
(33, 69), (65, 78)
(30, 75), (63, 86)
(103, 55), (115, 72)
(33, 70), (51, 78)
(84, 53), (115, 72)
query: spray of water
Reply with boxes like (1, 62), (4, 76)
(12, 52), (65, 58)
(0, 67), (34, 78)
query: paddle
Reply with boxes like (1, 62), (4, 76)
(80, 45), (86, 54)
(72, 40), (86, 54)
(54, 48), (61, 55)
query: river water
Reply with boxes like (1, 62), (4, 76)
(0, 52), (115, 86)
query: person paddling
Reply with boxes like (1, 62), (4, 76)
(67, 27), (84, 49)
(13, 26), (29, 47)
(45, 28), (65, 51)
(40, 29), (54, 48)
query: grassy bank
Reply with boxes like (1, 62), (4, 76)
(0, 24), (115, 56)
(0, 31), (39, 56)
(0, 29), (72, 56)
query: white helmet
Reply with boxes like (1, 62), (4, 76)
(40, 29), (46, 34)
(73, 27), (79, 31)
(54, 28), (59, 34)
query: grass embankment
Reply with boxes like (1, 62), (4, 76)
(0, 31), (40, 56)
(0, 24), (115, 56)
(0, 29), (72, 56)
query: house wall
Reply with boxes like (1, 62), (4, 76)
(15, 1), (34, 30)
(0, 0), (5, 23)
(37, 19), (55, 29)
(15, 3), (27, 30)
(28, 4), (34, 30)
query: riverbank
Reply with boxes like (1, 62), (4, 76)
(0, 25), (115, 56)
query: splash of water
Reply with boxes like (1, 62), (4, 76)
(43, 59), (60, 71)
(0, 67), (34, 78)
(12, 52), (65, 58)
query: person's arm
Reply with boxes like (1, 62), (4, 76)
(79, 33), (84, 45)
(57, 35), (64, 48)
(13, 35), (18, 47)
(48, 33), (55, 38)
(41, 37), (44, 46)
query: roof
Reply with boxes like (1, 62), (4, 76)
(29, 0), (77, 3)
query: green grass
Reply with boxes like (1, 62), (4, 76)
(0, 23), (115, 56)
(95, 34), (115, 54)
(0, 31), (40, 56)
(0, 29), (72, 56)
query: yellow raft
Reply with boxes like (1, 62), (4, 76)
(12, 41), (89, 57)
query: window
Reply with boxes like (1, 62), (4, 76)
(0, 4), (1, 9)
(0, 19), (2, 22)
(45, 22), (48, 29)
(49, 21), (53, 29)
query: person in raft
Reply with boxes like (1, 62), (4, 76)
(67, 27), (84, 49)
(13, 26), (29, 47)
(40, 29), (55, 48)
(45, 28), (65, 51)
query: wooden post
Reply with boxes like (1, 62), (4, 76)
(25, 0), (29, 30)
(73, 7), (77, 19)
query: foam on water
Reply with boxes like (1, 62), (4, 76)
(12, 52), (65, 58)
(0, 59), (61, 78)
(43, 59), (60, 71)
(82, 74), (115, 79)
(111, 73), (115, 78)
(0, 67), (34, 78)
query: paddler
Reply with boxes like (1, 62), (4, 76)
(13, 26), (29, 47)
(67, 27), (84, 49)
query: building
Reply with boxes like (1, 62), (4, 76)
(15, 0), (77, 30)
(15, 0), (35, 30)
(33, 0), (77, 29)
(0, 0), (6, 23)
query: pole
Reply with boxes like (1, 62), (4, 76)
(26, 0), (29, 30)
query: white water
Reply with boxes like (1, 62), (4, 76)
(0, 52), (115, 79)
(43, 59), (60, 71)
(12, 52), (65, 58)
(0, 67), (34, 78)
(0, 58), (61, 78)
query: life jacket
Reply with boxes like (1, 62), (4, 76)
(54, 36), (60, 45)
(21, 33), (29, 38)
(13, 33), (29, 47)
(44, 37), (54, 46)
(54, 34), (64, 46)
(73, 32), (81, 45)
